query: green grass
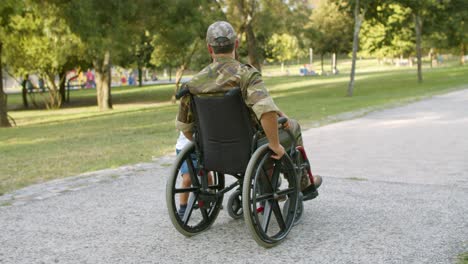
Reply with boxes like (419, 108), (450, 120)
(458, 252), (468, 264)
(1, 64), (467, 195)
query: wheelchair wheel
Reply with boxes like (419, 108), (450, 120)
(227, 190), (243, 219)
(283, 192), (303, 226)
(166, 142), (224, 236)
(242, 144), (300, 248)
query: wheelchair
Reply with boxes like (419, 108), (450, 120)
(166, 87), (315, 247)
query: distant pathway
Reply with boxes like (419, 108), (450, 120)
(1, 89), (467, 264)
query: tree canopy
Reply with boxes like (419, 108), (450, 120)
(0, 0), (466, 120)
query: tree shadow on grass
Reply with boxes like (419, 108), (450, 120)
(8, 84), (175, 111)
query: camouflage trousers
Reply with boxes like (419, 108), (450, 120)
(284, 119), (310, 191)
(265, 119), (310, 191)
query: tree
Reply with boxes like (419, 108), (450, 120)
(0, 0), (16, 127)
(267, 33), (301, 71)
(59, 0), (150, 110)
(444, 0), (468, 65)
(359, 4), (414, 60)
(221, 0), (309, 72)
(0, 41), (10, 127)
(348, 0), (366, 96)
(305, 0), (353, 73)
(332, 0), (384, 96)
(133, 31), (154, 87)
(395, 0), (446, 82)
(150, 1), (225, 99)
(3, 2), (83, 109)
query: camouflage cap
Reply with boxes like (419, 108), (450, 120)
(206, 21), (237, 47)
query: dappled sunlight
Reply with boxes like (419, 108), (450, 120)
(0, 137), (49, 147)
(10, 101), (176, 126)
(266, 70), (402, 95)
(373, 117), (436, 128)
(364, 110), (467, 128)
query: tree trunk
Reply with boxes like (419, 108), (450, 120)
(138, 66), (143, 87)
(348, 0), (365, 97)
(171, 64), (186, 103)
(0, 42), (12, 127)
(414, 13), (423, 83)
(320, 54), (324, 73)
(45, 72), (62, 109)
(245, 23), (261, 72)
(335, 55), (339, 73)
(461, 43), (466, 66)
(59, 69), (66, 103)
(93, 51), (113, 111)
(331, 53), (337, 74)
(175, 65), (185, 90)
(22, 75), (29, 108)
(172, 40), (199, 102)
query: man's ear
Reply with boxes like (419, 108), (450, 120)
(235, 39), (239, 49)
(207, 44), (214, 55)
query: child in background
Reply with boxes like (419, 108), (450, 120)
(175, 131), (196, 218)
(175, 131), (214, 218)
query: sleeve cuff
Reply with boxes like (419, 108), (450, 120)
(175, 120), (194, 133)
(252, 97), (280, 120)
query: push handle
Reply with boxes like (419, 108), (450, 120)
(277, 116), (288, 125)
(175, 87), (190, 100)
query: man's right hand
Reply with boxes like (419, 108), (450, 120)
(260, 111), (285, 160)
(269, 143), (285, 160)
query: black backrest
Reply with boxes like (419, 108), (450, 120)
(192, 88), (254, 175)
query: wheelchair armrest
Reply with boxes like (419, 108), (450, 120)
(277, 116), (288, 126)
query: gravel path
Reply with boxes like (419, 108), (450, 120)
(1, 89), (467, 264)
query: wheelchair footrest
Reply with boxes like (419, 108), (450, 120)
(302, 189), (319, 202)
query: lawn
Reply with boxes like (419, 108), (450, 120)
(1, 63), (467, 195)
(459, 252), (468, 264)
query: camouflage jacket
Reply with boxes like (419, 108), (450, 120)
(176, 57), (280, 133)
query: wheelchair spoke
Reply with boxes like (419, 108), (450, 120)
(182, 193), (197, 225)
(174, 187), (198, 193)
(276, 187), (296, 197)
(261, 201), (273, 232)
(270, 161), (282, 188)
(200, 208), (209, 222)
(255, 193), (274, 203)
(271, 200), (286, 231)
(260, 167), (274, 193)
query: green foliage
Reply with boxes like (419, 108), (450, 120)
(150, 1), (224, 69)
(266, 33), (302, 63)
(222, 0), (310, 64)
(62, 0), (143, 62)
(2, 1), (83, 108)
(4, 5), (82, 77)
(359, 4), (414, 58)
(443, 0), (468, 58)
(305, 0), (353, 55)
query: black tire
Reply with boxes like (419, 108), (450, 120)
(227, 190), (243, 219)
(166, 142), (224, 236)
(242, 144), (300, 248)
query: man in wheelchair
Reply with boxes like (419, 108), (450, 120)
(176, 21), (322, 199)
(168, 21), (322, 247)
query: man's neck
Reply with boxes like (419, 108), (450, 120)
(213, 53), (235, 62)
